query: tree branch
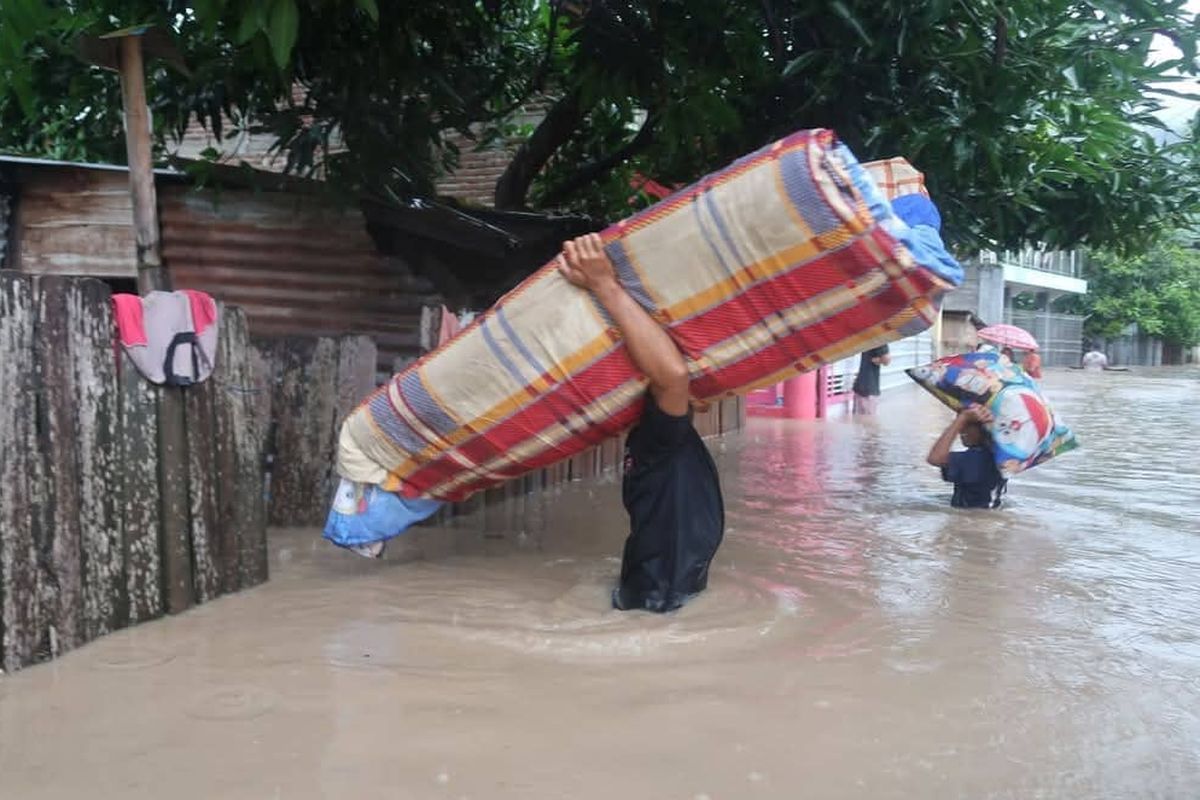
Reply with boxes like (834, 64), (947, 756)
(539, 112), (657, 208)
(493, 88), (589, 209)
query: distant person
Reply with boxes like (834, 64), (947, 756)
(1023, 349), (1043, 379)
(1082, 350), (1109, 371)
(1001, 346), (1015, 362)
(926, 406), (1006, 509)
(852, 344), (891, 415)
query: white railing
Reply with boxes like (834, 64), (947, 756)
(981, 248), (1085, 278)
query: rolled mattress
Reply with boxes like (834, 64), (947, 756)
(338, 129), (962, 501)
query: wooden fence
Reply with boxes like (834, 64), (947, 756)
(254, 335), (377, 526)
(0, 273), (267, 673)
(254, 332), (746, 531)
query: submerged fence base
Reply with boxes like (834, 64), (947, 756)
(0, 273), (268, 674)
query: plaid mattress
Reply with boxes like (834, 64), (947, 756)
(864, 157), (929, 200)
(338, 130), (961, 500)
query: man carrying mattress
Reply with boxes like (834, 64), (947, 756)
(560, 234), (725, 613)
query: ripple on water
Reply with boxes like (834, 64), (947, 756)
(184, 685), (278, 721)
(90, 644), (177, 671)
(313, 557), (799, 666)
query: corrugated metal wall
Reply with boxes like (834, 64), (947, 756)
(9, 167), (137, 277)
(1007, 309), (1083, 367)
(159, 185), (439, 372)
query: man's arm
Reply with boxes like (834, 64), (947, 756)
(927, 406), (992, 467)
(560, 234), (690, 416)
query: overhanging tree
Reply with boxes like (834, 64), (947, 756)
(2, 0), (1198, 251)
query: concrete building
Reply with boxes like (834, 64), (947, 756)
(943, 248), (1089, 366)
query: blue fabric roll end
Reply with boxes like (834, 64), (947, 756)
(891, 193), (942, 231)
(323, 478), (444, 548)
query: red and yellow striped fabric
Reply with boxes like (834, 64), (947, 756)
(338, 130), (958, 501)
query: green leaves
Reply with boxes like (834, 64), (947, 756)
(267, 0), (298, 69)
(830, 1), (872, 46)
(356, 0), (380, 22)
(1084, 237), (1200, 346)
(232, 0), (298, 68)
(235, 3), (265, 44)
(1, 0), (1198, 255)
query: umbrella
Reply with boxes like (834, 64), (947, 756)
(978, 323), (1039, 351)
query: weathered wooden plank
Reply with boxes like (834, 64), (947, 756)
(214, 337), (245, 594)
(247, 342), (275, 452)
(330, 334), (376, 516)
(185, 378), (221, 603)
(0, 272), (43, 671)
(32, 276), (85, 655)
(117, 349), (162, 624)
(335, 336), (377, 423)
(68, 279), (125, 641)
(221, 310), (268, 588)
(268, 337), (339, 526)
(159, 385), (194, 615)
(14, 171), (136, 279)
(18, 225), (138, 278)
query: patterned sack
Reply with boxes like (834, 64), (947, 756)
(907, 351), (1078, 477)
(338, 129), (963, 501)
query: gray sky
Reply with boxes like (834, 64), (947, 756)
(1148, 2), (1200, 138)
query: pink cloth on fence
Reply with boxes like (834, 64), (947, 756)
(183, 290), (218, 336)
(111, 290), (221, 385)
(112, 294), (148, 346)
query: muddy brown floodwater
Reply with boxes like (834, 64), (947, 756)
(1, 369), (1198, 800)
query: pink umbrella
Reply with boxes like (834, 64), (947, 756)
(978, 323), (1039, 351)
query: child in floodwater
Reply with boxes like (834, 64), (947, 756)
(926, 405), (1007, 509)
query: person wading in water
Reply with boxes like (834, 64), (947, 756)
(559, 234), (725, 613)
(926, 406), (1007, 509)
(852, 344), (891, 415)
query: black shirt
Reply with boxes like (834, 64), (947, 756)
(852, 344), (890, 397)
(941, 447), (1005, 508)
(615, 395), (725, 613)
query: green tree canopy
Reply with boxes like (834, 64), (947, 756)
(2, 0), (1199, 252)
(1083, 237), (1200, 347)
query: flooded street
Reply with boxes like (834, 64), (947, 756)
(1, 369), (1197, 799)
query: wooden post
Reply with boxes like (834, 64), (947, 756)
(117, 35), (167, 293)
(116, 34), (191, 613)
